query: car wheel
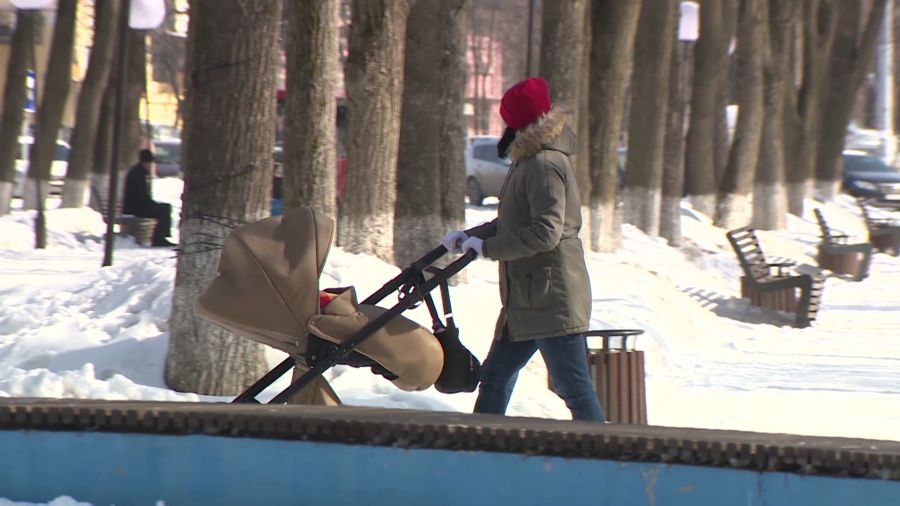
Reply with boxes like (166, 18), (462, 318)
(466, 177), (484, 206)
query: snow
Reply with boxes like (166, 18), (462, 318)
(2, 178), (900, 503)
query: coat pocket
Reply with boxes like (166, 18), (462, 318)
(527, 267), (552, 308)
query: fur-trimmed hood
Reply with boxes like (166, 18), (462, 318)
(508, 108), (578, 163)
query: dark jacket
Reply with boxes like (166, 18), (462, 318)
(467, 109), (592, 341)
(123, 162), (155, 216)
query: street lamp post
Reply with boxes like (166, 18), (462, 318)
(101, 0), (133, 267)
(678, 1), (699, 127)
(102, 0), (165, 267)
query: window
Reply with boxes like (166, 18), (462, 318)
(473, 144), (504, 164)
(154, 143), (181, 164)
(844, 155), (894, 174)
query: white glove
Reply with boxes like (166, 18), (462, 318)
(460, 236), (484, 257)
(441, 230), (468, 254)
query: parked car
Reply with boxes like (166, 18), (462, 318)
(464, 136), (627, 206)
(464, 135), (509, 206)
(842, 150), (900, 202)
(13, 136), (69, 198)
(152, 139), (181, 178)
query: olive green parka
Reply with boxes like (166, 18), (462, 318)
(466, 109), (591, 341)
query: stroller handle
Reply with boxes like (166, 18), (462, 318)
(365, 245), (477, 305)
(416, 243), (474, 267)
(265, 247), (477, 404)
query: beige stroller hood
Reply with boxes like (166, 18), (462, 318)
(195, 206), (333, 355)
(194, 206), (444, 392)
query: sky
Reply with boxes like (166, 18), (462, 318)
(1, 179), (900, 504)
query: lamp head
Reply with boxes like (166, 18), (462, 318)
(9, 0), (55, 9)
(129, 0), (166, 30)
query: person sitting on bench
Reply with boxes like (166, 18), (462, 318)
(123, 148), (175, 248)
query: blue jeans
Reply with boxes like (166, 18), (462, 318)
(473, 332), (605, 422)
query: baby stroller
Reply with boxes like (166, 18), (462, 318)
(194, 206), (481, 405)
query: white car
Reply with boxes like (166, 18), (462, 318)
(14, 136), (69, 198)
(464, 135), (509, 206)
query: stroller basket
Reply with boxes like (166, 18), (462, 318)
(194, 206), (477, 404)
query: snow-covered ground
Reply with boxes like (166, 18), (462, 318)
(2, 178), (899, 460)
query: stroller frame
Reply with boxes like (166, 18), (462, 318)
(232, 246), (476, 404)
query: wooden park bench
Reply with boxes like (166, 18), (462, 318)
(813, 208), (872, 281)
(857, 198), (900, 256)
(92, 194), (157, 247)
(725, 227), (826, 328)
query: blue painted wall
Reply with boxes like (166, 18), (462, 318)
(1, 430), (898, 506)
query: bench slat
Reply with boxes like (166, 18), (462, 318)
(726, 226), (823, 328)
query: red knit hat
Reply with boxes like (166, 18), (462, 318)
(499, 77), (551, 129)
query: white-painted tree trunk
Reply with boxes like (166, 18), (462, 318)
(660, 194), (682, 246)
(580, 205), (592, 251)
(751, 182), (787, 230)
(623, 186), (661, 237)
(716, 192), (752, 230)
(814, 179), (841, 202)
(589, 198), (620, 253)
(687, 194), (717, 220)
(20, 178), (50, 211)
(0, 181), (12, 215)
(392, 214), (442, 255)
(786, 180), (810, 216)
(60, 178), (89, 208)
(339, 211), (395, 263)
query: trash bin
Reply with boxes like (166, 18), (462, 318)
(547, 329), (647, 424)
(587, 329), (647, 424)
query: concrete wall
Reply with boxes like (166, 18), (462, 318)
(1, 429), (899, 506)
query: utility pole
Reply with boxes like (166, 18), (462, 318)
(876, 0), (895, 165)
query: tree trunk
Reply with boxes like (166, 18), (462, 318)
(784, 0), (836, 215)
(61, 0), (118, 209)
(394, 0), (467, 268)
(684, 0), (733, 217)
(814, 0), (887, 200)
(752, 0), (798, 230)
(540, 0), (587, 121)
(165, 0), (281, 396)
(23, 0), (77, 212)
(715, 0), (765, 229)
(623, 0), (677, 236)
(712, 67), (732, 189)
(541, 0), (588, 239)
(713, 1), (738, 193)
(661, 37), (687, 247)
(339, 0), (413, 263)
(577, 1), (592, 242)
(588, 0), (642, 252)
(283, 0), (340, 219)
(0, 11), (36, 215)
(122, 30), (147, 168)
